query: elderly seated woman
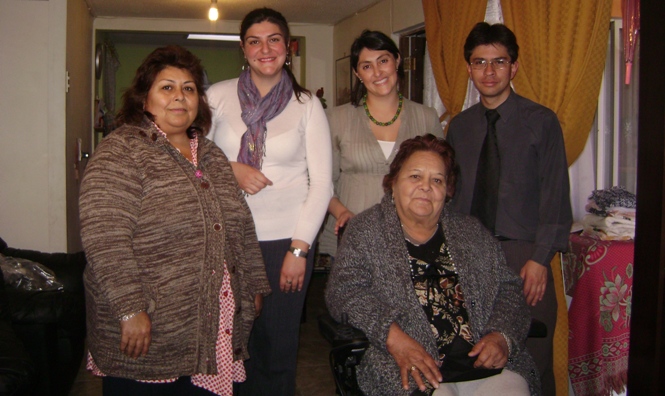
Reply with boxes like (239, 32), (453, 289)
(325, 134), (540, 396)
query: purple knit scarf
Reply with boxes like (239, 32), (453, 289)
(237, 68), (293, 169)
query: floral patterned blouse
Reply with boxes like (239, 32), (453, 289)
(406, 224), (475, 363)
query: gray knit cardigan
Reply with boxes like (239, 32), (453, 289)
(325, 195), (541, 395)
(79, 120), (271, 380)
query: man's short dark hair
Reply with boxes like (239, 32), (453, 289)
(463, 22), (519, 63)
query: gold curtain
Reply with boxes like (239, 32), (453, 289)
(422, 0), (486, 127)
(501, 0), (612, 165)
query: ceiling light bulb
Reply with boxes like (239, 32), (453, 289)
(209, 5), (219, 21)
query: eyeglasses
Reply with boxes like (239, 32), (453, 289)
(469, 58), (511, 70)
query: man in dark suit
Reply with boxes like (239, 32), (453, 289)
(446, 22), (573, 396)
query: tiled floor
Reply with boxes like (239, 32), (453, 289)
(68, 273), (336, 396)
(294, 273), (336, 396)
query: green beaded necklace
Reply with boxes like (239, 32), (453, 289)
(363, 93), (403, 127)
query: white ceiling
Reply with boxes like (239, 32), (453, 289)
(88, 0), (383, 25)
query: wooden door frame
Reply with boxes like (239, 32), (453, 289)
(627, 1), (665, 393)
(398, 33), (426, 103)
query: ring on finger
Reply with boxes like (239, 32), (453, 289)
(286, 280), (292, 284)
(410, 365), (416, 372)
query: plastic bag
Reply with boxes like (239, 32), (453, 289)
(0, 253), (64, 291)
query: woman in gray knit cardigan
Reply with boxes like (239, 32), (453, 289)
(326, 134), (540, 396)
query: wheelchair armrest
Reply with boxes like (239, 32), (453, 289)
(318, 313), (369, 396)
(527, 318), (547, 338)
(318, 313), (369, 348)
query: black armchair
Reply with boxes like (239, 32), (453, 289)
(0, 238), (86, 396)
(0, 269), (35, 396)
(318, 313), (546, 396)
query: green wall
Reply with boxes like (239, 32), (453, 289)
(113, 43), (244, 111)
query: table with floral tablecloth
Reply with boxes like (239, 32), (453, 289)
(563, 233), (633, 396)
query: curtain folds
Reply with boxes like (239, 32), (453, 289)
(501, 0), (612, 165)
(422, 0), (486, 127)
(423, 0), (611, 164)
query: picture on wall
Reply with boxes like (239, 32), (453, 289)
(336, 56), (351, 106)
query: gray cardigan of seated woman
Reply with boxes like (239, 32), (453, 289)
(326, 135), (540, 396)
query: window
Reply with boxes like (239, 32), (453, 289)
(588, 18), (638, 193)
(568, 18), (638, 220)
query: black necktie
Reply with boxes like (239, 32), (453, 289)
(470, 109), (501, 233)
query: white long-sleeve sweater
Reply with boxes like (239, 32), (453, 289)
(206, 78), (333, 245)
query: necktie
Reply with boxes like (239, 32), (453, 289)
(470, 109), (501, 233)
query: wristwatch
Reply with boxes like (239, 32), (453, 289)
(289, 246), (309, 258)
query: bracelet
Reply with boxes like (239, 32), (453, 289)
(289, 246), (309, 259)
(498, 332), (513, 356)
(120, 310), (144, 322)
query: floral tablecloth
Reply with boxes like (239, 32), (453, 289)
(563, 233), (633, 396)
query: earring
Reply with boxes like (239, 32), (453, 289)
(285, 55), (292, 67)
(359, 78), (364, 84)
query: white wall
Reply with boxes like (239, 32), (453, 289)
(333, 1), (392, 61)
(290, 23), (334, 100)
(392, 0), (426, 33)
(0, 0), (68, 252)
(93, 18), (334, 107)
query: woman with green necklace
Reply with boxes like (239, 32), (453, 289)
(321, 30), (443, 256)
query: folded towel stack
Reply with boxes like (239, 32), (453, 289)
(581, 186), (636, 240)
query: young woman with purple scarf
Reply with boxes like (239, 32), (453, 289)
(206, 7), (333, 395)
